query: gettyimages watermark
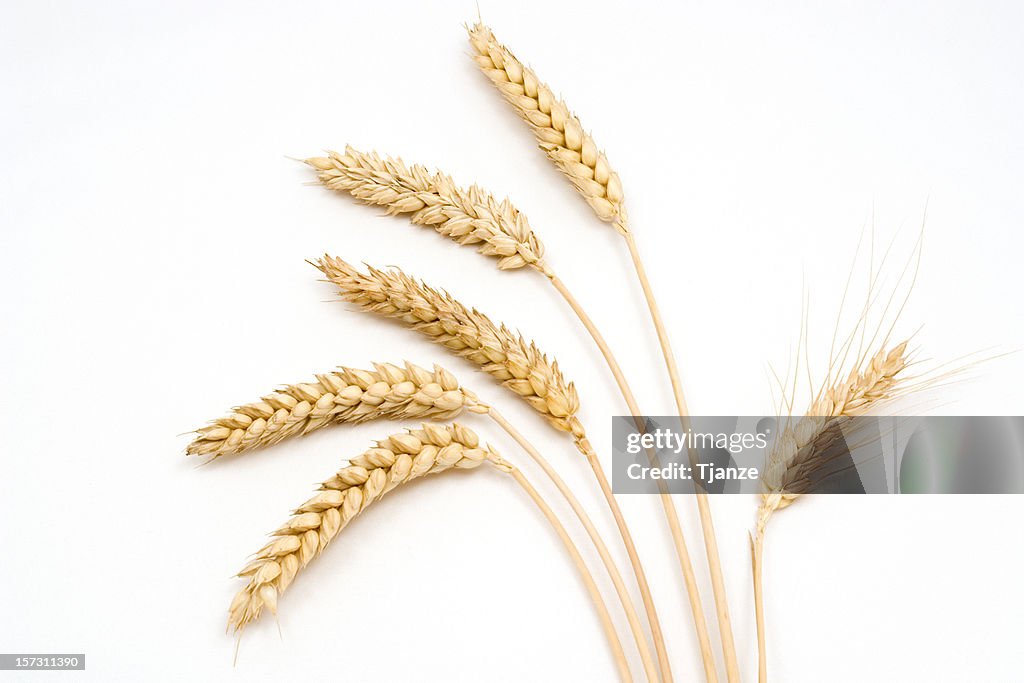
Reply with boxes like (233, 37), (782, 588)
(611, 416), (1024, 494)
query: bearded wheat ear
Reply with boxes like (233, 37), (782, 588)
(752, 341), (911, 683)
(187, 361), (484, 458)
(228, 422), (632, 681)
(467, 21), (731, 683)
(314, 255), (666, 681)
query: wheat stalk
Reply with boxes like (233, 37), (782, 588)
(228, 421), (632, 681)
(305, 147), (549, 273)
(467, 23), (626, 231)
(467, 21), (730, 683)
(187, 362), (483, 458)
(752, 340), (911, 683)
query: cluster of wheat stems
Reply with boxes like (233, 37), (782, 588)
(188, 19), (935, 683)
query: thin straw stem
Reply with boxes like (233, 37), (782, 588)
(622, 232), (690, 416)
(549, 271), (717, 683)
(751, 528), (768, 683)
(501, 459), (633, 683)
(487, 407), (659, 682)
(548, 274), (637, 413)
(623, 229), (741, 683)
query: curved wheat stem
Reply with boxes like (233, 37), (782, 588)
(229, 422), (631, 680)
(505, 462), (633, 682)
(467, 21), (728, 683)
(314, 256), (665, 681)
(187, 362), (483, 458)
(486, 407), (659, 682)
(753, 341), (910, 683)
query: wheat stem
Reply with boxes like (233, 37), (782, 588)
(551, 269), (718, 683)
(624, 228), (740, 683)
(546, 274), (635, 410)
(622, 233), (689, 416)
(750, 528), (767, 683)
(547, 272), (693, 683)
(503, 459), (633, 682)
(487, 407), (657, 682)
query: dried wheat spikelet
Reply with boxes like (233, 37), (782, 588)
(228, 422), (505, 632)
(758, 340), (910, 526)
(188, 362), (484, 458)
(467, 22), (627, 232)
(304, 146), (550, 274)
(314, 255), (592, 453)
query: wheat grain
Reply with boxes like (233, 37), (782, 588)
(187, 362), (484, 458)
(314, 256), (591, 452)
(467, 22), (627, 232)
(305, 147), (550, 273)
(228, 422), (498, 632)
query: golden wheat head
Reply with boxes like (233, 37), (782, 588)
(305, 146), (550, 273)
(467, 23), (627, 232)
(188, 361), (484, 458)
(313, 256), (591, 451)
(228, 422), (508, 632)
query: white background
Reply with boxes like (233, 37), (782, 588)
(2, 1), (1022, 681)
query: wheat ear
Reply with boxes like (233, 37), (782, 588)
(314, 256), (585, 442)
(315, 256), (666, 680)
(228, 422), (632, 681)
(305, 147), (548, 273)
(752, 341), (910, 683)
(467, 23), (626, 231)
(187, 362), (483, 458)
(468, 21), (731, 683)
